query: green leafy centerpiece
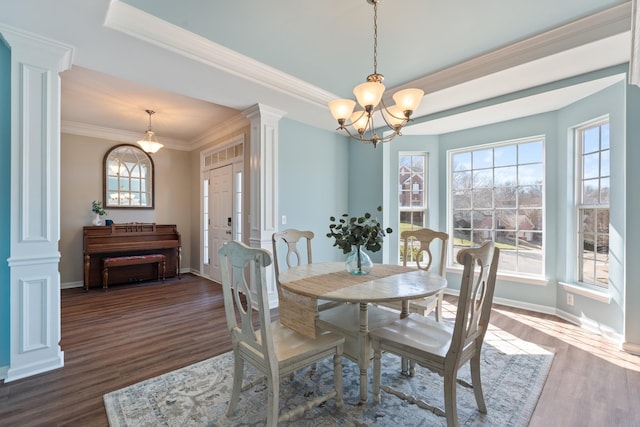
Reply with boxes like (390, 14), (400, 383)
(326, 206), (393, 275)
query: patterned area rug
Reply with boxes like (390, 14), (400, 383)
(104, 325), (553, 426)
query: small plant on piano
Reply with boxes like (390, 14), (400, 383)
(91, 201), (108, 225)
(92, 200), (107, 216)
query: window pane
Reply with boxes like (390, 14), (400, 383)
(582, 179), (599, 204)
(453, 210), (471, 229)
(496, 209), (517, 231)
(453, 152), (471, 171)
(473, 188), (493, 209)
(518, 164), (543, 185)
(473, 169), (493, 188)
(453, 189), (471, 209)
(583, 152), (600, 179)
(495, 187), (517, 208)
(494, 166), (517, 186)
(600, 178), (610, 204)
(453, 170), (472, 189)
(518, 185), (542, 207)
(600, 149), (610, 177)
(473, 149), (493, 169)
(583, 127), (601, 153)
(472, 210), (493, 229)
(494, 145), (517, 167)
(518, 141), (543, 164)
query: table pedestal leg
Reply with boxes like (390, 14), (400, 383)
(401, 300), (410, 375)
(358, 302), (369, 403)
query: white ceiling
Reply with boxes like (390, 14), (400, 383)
(0, 0), (633, 149)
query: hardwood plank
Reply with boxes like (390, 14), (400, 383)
(0, 275), (638, 426)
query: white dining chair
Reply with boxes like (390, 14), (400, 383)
(219, 240), (345, 426)
(272, 229), (341, 311)
(370, 241), (500, 427)
(377, 228), (448, 321)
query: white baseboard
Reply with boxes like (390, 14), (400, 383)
(61, 268), (194, 289)
(622, 341), (640, 355)
(0, 364), (8, 381)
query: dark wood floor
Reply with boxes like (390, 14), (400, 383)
(0, 274), (638, 426)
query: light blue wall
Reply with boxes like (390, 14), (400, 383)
(625, 83), (640, 346)
(346, 140), (387, 263)
(278, 118), (350, 263)
(0, 41), (10, 367)
(556, 80), (625, 332)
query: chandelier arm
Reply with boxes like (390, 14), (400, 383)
(377, 100), (411, 137)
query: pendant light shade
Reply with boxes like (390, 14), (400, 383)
(137, 109), (163, 154)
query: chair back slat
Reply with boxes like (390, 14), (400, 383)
(450, 241), (499, 358)
(272, 229), (314, 291)
(401, 228), (448, 275)
(219, 241), (274, 358)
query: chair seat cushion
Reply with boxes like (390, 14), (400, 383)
(369, 313), (452, 359)
(248, 322), (344, 364)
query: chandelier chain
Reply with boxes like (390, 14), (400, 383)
(373, 1), (378, 75)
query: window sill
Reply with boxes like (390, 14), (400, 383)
(446, 267), (549, 286)
(559, 282), (611, 303)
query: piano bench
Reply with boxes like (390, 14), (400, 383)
(102, 254), (166, 290)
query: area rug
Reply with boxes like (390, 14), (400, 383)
(104, 325), (553, 426)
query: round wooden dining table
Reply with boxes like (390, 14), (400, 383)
(278, 262), (447, 403)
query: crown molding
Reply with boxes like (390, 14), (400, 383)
(394, 2), (632, 96)
(104, 0), (336, 107)
(62, 115), (249, 152)
(0, 23), (74, 72)
(61, 121), (190, 151)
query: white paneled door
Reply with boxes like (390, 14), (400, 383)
(209, 164), (233, 283)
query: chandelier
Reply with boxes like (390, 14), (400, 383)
(328, 0), (424, 148)
(136, 109), (164, 153)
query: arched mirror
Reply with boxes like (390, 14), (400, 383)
(103, 144), (154, 209)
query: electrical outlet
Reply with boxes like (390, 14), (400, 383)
(566, 293), (574, 306)
(282, 215), (287, 225)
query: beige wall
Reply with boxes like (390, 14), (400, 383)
(60, 133), (192, 286)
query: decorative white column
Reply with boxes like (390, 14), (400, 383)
(243, 104), (285, 308)
(0, 25), (73, 381)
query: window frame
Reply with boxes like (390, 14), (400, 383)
(574, 117), (610, 289)
(447, 136), (546, 279)
(398, 152), (429, 264)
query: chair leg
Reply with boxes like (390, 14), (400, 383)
(443, 369), (459, 427)
(267, 371), (279, 426)
(435, 292), (443, 322)
(470, 353), (487, 413)
(333, 352), (343, 408)
(226, 352), (244, 417)
(372, 343), (382, 403)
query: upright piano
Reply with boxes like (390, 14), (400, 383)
(83, 223), (181, 290)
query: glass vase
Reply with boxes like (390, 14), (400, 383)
(345, 246), (373, 275)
